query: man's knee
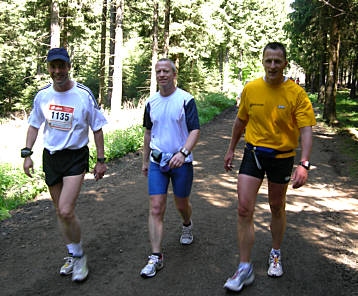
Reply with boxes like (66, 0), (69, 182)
(58, 206), (75, 222)
(237, 204), (254, 218)
(150, 199), (166, 218)
(175, 199), (190, 212)
(269, 199), (286, 216)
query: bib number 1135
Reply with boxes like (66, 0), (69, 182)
(48, 104), (74, 130)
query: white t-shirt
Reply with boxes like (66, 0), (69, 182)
(28, 82), (107, 152)
(143, 88), (200, 163)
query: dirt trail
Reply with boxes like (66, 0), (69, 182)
(1, 106), (357, 296)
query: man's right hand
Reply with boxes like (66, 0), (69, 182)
(142, 162), (149, 177)
(224, 150), (234, 172)
(23, 157), (34, 178)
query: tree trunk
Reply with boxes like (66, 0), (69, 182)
(99, 0), (107, 107)
(350, 58), (358, 99)
(62, 0), (68, 49)
(318, 42), (327, 103)
(305, 71), (311, 90)
(223, 47), (229, 92)
(347, 61), (352, 88)
(111, 0), (124, 116)
(111, 0), (124, 118)
(324, 16), (340, 124)
(163, 0), (170, 57)
(318, 59), (326, 104)
(150, 0), (159, 97)
(50, 0), (60, 48)
(175, 55), (179, 74)
(219, 45), (223, 92)
(107, 0), (116, 107)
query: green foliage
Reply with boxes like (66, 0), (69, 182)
(311, 90), (358, 128)
(89, 125), (145, 169)
(335, 91), (358, 128)
(196, 92), (235, 124)
(0, 163), (47, 220)
(311, 89), (358, 177)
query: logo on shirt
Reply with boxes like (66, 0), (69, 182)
(278, 105), (286, 109)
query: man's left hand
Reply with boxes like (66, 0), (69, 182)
(94, 162), (107, 181)
(169, 152), (185, 168)
(291, 165), (308, 189)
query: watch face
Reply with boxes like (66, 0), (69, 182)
(300, 161), (310, 169)
(21, 149), (33, 158)
(181, 148), (189, 157)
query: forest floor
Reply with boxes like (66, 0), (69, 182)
(1, 106), (357, 296)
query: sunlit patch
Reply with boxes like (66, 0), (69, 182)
(197, 191), (233, 208)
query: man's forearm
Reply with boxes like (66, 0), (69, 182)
(183, 129), (200, 152)
(25, 126), (39, 149)
(93, 129), (105, 158)
(228, 117), (247, 152)
(143, 129), (151, 162)
(299, 126), (313, 161)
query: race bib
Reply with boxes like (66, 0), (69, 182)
(48, 104), (74, 130)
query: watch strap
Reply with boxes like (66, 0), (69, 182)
(180, 147), (190, 157)
(299, 161), (310, 170)
(97, 157), (106, 163)
(21, 147), (33, 158)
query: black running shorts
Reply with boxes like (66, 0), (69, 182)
(239, 148), (294, 184)
(43, 146), (89, 187)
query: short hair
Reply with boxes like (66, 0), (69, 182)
(157, 58), (177, 73)
(263, 42), (287, 60)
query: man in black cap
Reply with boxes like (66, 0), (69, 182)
(22, 47), (108, 282)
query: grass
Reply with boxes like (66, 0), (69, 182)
(0, 92), (235, 220)
(309, 90), (358, 177)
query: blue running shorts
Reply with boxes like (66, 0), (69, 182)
(148, 161), (193, 198)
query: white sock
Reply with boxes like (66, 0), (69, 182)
(66, 242), (83, 257)
(271, 248), (281, 255)
(238, 262), (251, 271)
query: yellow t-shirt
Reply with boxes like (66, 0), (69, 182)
(238, 77), (316, 158)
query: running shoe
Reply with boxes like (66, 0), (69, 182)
(72, 255), (89, 282)
(268, 251), (283, 277)
(180, 222), (193, 245)
(224, 265), (255, 292)
(140, 254), (164, 278)
(60, 256), (74, 275)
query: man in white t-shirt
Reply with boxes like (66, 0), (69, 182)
(140, 58), (200, 278)
(22, 47), (107, 282)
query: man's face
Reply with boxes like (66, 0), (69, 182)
(262, 48), (288, 85)
(155, 60), (176, 88)
(47, 60), (71, 87)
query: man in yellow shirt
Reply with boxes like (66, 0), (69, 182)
(223, 42), (316, 292)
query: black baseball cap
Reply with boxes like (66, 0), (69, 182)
(47, 47), (70, 63)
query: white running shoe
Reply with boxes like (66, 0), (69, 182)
(224, 265), (255, 292)
(268, 251), (283, 277)
(140, 254), (164, 278)
(180, 222), (193, 245)
(60, 256), (74, 275)
(72, 255), (89, 282)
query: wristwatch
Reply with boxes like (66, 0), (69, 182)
(299, 160), (310, 170)
(21, 147), (33, 158)
(180, 147), (190, 158)
(97, 157), (106, 163)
